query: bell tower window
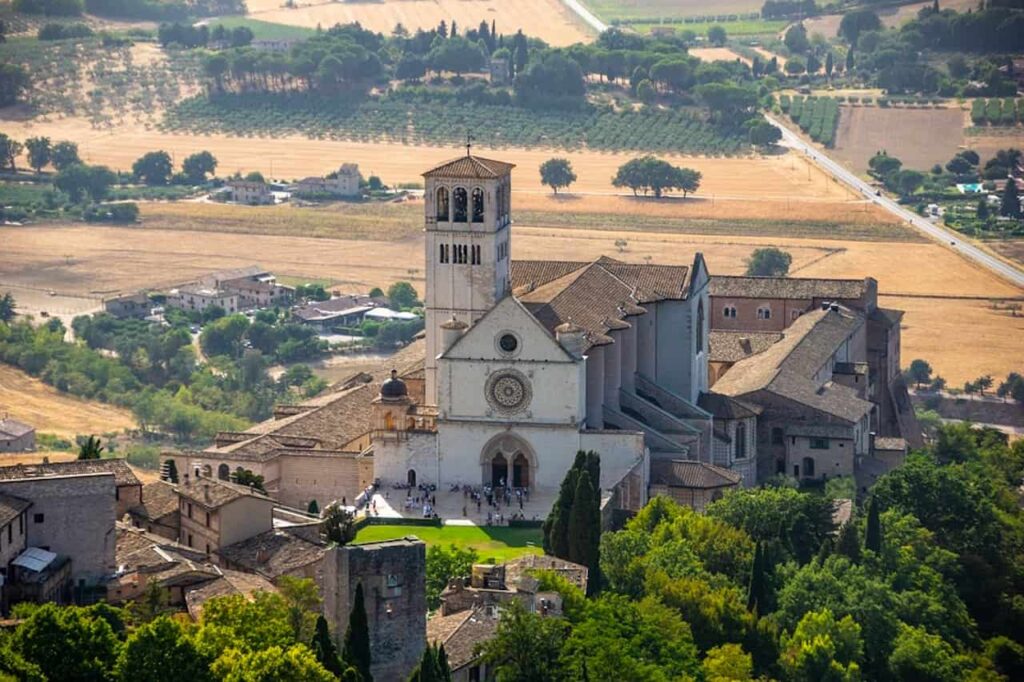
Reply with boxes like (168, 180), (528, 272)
(453, 188), (468, 223)
(436, 187), (449, 222)
(471, 188), (484, 222)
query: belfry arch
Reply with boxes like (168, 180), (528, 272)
(479, 433), (536, 489)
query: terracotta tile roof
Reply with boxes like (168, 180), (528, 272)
(697, 392), (759, 420)
(422, 154), (515, 179)
(709, 275), (867, 300)
(130, 481), (180, 521)
(650, 459), (742, 489)
(0, 493), (30, 527)
(708, 331), (783, 363)
(0, 459), (140, 486)
(178, 477), (272, 509)
(216, 528), (325, 580)
(514, 257), (689, 352)
(874, 437), (907, 451)
(186, 570), (277, 620)
(427, 606), (500, 671)
(712, 307), (873, 423)
(510, 260), (590, 290)
(504, 554), (588, 592)
(0, 419), (34, 439)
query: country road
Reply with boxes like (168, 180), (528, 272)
(764, 114), (1024, 288)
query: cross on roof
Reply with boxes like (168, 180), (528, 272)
(466, 133), (475, 156)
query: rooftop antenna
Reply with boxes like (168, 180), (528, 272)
(466, 133), (475, 156)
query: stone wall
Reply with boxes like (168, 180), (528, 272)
(322, 538), (427, 682)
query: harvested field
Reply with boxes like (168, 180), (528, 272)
(2, 223), (1020, 384)
(689, 47), (750, 66)
(0, 364), (135, 439)
(800, 0), (977, 38)
(243, 0), (592, 46)
(963, 131), (1024, 166)
(751, 47), (786, 68)
(990, 240), (1024, 268)
(833, 106), (967, 174)
(4, 116), (855, 197)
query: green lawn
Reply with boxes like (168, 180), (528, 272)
(633, 18), (788, 36)
(205, 17), (316, 41)
(354, 524), (543, 563)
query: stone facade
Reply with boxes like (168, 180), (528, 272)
(322, 538), (426, 682)
(0, 418), (35, 453)
(0, 473), (117, 584)
(177, 477), (275, 556)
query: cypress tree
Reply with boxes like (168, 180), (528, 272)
(343, 583), (373, 682)
(825, 51), (834, 78)
(846, 46), (855, 71)
(568, 470), (600, 594)
(543, 461), (579, 558)
(747, 542), (767, 613)
(311, 615), (346, 678)
(1001, 177), (1021, 218)
(865, 497), (883, 554)
(436, 644), (452, 682)
(835, 520), (861, 563)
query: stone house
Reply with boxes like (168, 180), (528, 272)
(227, 180), (272, 205)
(322, 538), (427, 682)
(176, 474), (275, 556)
(294, 163), (361, 198)
(102, 293), (153, 320)
(0, 418), (35, 453)
(216, 525), (326, 586)
(218, 275), (293, 310)
(648, 459), (742, 511)
(168, 284), (239, 315)
(128, 480), (181, 540)
(0, 493), (31, 610)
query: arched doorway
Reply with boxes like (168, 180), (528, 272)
(490, 454), (507, 488)
(512, 453), (529, 488)
(480, 434), (535, 490)
(217, 463), (230, 480)
(407, 469), (417, 487)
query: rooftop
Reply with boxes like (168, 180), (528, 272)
(216, 527), (325, 580)
(712, 307), (874, 423)
(650, 459), (742, 490)
(709, 275), (868, 301)
(708, 331), (783, 363)
(0, 493), (30, 527)
(0, 418), (34, 439)
(426, 606), (499, 671)
(423, 154), (515, 180)
(178, 476), (272, 509)
(185, 570), (277, 620)
(697, 392), (760, 420)
(512, 256), (689, 351)
(0, 459), (140, 487)
(130, 480), (180, 521)
(874, 437), (908, 451)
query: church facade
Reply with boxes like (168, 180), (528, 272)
(372, 154), (720, 504)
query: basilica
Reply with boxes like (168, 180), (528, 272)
(169, 152), (918, 516)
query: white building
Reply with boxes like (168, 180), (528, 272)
(371, 154), (718, 505)
(228, 180), (272, 205)
(168, 285), (239, 315)
(294, 163), (361, 198)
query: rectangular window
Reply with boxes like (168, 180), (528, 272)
(439, 243), (448, 263)
(205, 511), (211, 528)
(33, 513), (44, 524)
(188, 533), (193, 548)
(471, 244), (481, 265)
(188, 503), (193, 519)
(810, 438), (830, 450)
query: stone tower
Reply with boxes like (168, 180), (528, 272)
(322, 537), (427, 682)
(422, 153), (515, 405)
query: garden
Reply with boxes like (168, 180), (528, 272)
(779, 94), (839, 146)
(354, 523), (543, 563)
(970, 98), (1023, 127)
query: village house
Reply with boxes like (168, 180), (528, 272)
(292, 294), (382, 332)
(102, 293), (153, 320)
(0, 494), (31, 611)
(216, 524), (326, 586)
(176, 473), (275, 556)
(0, 418), (35, 453)
(227, 179), (273, 205)
(167, 284), (239, 315)
(293, 163), (361, 198)
(128, 480), (181, 540)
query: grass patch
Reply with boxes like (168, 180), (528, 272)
(583, 0), (763, 21)
(204, 17), (317, 42)
(354, 524), (543, 563)
(632, 19), (788, 36)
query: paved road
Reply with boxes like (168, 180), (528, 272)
(561, 0), (608, 33)
(764, 114), (1024, 289)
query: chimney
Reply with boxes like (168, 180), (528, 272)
(555, 320), (585, 359)
(869, 431), (876, 454)
(830, 303), (840, 313)
(820, 301), (830, 311)
(440, 316), (469, 353)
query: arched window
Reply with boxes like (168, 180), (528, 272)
(496, 185), (504, 223)
(407, 469), (417, 487)
(723, 305), (737, 318)
(696, 300), (704, 353)
(453, 187), (468, 222)
(471, 187), (484, 222)
(802, 456), (815, 478)
(503, 182), (511, 218)
(436, 187), (449, 221)
(217, 463), (230, 480)
(735, 423), (746, 460)
(757, 306), (771, 320)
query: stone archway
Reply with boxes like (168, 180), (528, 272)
(480, 433), (536, 490)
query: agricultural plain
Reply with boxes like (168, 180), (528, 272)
(243, 0), (593, 46)
(2, 218), (1020, 385)
(581, 0), (762, 21)
(833, 106), (971, 173)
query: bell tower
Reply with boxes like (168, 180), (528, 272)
(421, 151), (515, 405)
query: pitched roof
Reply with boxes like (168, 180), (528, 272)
(178, 477), (272, 509)
(130, 480), (180, 521)
(709, 275), (867, 300)
(216, 527), (325, 580)
(874, 437), (907, 451)
(512, 257), (688, 352)
(185, 570), (277, 620)
(712, 307), (874, 423)
(427, 606), (500, 671)
(0, 418), (34, 439)
(697, 392), (759, 420)
(708, 331), (783, 363)
(422, 154), (515, 179)
(0, 459), (140, 486)
(504, 554), (588, 592)
(650, 459), (741, 489)
(0, 493), (30, 527)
